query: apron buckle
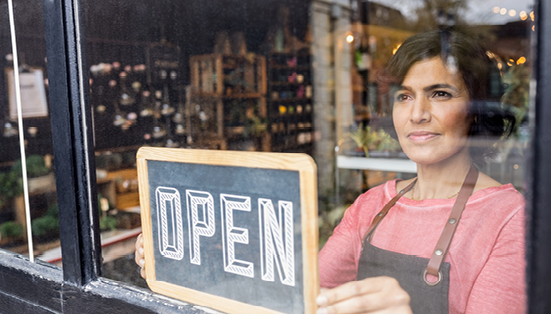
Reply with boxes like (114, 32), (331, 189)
(422, 269), (442, 286)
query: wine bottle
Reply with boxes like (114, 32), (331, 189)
(152, 98), (166, 139)
(109, 79), (127, 128)
(161, 84), (175, 116)
(118, 71), (136, 106)
(139, 90), (154, 117)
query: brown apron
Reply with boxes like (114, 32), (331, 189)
(357, 165), (478, 314)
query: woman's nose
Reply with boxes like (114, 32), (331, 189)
(410, 97), (431, 124)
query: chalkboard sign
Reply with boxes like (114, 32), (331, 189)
(137, 147), (319, 314)
(147, 42), (180, 84)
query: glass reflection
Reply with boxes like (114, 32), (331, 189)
(81, 0), (534, 303)
(318, 1), (533, 313)
(83, 0), (310, 287)
(0, 0), (59, 264)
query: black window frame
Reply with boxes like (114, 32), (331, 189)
(0, 0), (550, 312)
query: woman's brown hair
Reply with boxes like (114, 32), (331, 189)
(379, 30), (515, 167)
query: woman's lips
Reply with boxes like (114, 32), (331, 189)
(407, 131), (440, 142)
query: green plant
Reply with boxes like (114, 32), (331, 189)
(31, 203), (59, 238)
(375, 129), (402, 152)
(46, 203), (59, 219)
(0, 170), (22, 207)
(244, 115), (267, 137)
(345, 125), (378, 157)
(100, 216), (118, 231)
(344, 125), (401, 157)
(11, 155), (49, 178)
(31, 216), (59, 237)
(0, 156), (51, 208)
(0, 221), (24, 240)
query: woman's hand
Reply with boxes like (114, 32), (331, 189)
(134, 233), (146, 279)
(316, 276), (412, 314)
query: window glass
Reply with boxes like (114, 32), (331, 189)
(326, 1), (533, 312)
(334, 0), (533, 209)
(83, 0), (535, 311)
(0, 0), (59, 265)
(83, 0), (310, 288)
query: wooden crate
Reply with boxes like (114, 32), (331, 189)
(189, 54), (267, 97)
(100, 168), (140, 210)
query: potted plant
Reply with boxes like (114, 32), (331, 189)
(11, 155), (53, 193)
(0, 221), (24, 246)
(344, 125), (401, 157)
(369, 129), (402, 157)
(0, 170), (22, 211)
(31, 204), (59, 243)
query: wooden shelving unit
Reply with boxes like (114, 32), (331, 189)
(189, 54), (269, 151)
(97, 168), (140, 210)
(267, 52), (313, 153)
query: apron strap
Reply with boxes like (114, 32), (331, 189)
(362, 179), (417, 244)
(425, 165), (478, 283)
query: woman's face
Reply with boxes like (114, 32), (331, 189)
(392, 57), (471, 165)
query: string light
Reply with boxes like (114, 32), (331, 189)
(346, 34), (354, 44)
(517, 56), (526, 65)
(492, 7), (533, 22)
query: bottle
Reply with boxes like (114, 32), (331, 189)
(109, 79), (127, 128)
(118, 71), (136, 107)
(139, 90), (154, 117)
(151, 95), (166, 139)
(161, 84), (175, 116)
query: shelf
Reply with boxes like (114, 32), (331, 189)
(223, 93), (265, 99)
(268, 65), (310, 70)
(269, 82), (310, 86)
(191, 92), (265, 99)
(267, 51), (312, 153)
(271, 142), (313, 153)
(269, 97), (311, 102)
(190, 53), (266, 96)
(189, 53), (269, 152)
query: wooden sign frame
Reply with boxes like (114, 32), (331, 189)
(137, 147), (319, 314)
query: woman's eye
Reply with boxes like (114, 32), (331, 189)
(395, 94), (410, 102)
(432, 91), (452, 98)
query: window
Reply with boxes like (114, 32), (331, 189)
(1, 0), (551, 313)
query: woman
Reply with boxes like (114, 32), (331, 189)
(316, 31), (525, 313)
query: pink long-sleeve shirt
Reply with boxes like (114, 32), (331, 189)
(319, 180), (526, 314)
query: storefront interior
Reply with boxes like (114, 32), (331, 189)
(0, 1), (544, 311)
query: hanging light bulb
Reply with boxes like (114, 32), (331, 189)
(3, 121), (17, 137)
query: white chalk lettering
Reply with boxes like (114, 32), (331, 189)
(156, 187), (184, 260)
(186, 190), (216, 265)
(220, 194), (254, 278)
(259, 199), (295, 286)
(153, 186), (298, 284)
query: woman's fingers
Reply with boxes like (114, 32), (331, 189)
(317, 277), (411, 314)
(318, 278), (383, 306)
(135, 233), (146, 279)
(135, 233), (143, 250)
